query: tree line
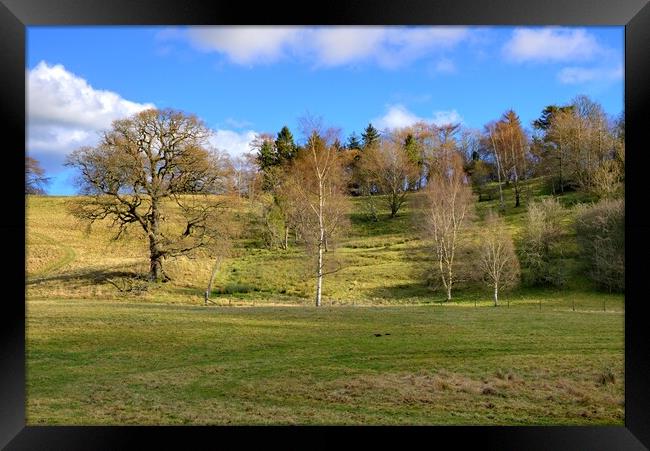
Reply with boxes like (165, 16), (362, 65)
(28, 94), (624, 306)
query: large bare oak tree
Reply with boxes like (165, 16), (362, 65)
(66, 108), (228, 282)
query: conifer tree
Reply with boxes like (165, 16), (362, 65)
(362, 123), (381, 150)
(275, 125), (297, 164)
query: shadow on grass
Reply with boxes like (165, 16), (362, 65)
(26, 265), (144, 287)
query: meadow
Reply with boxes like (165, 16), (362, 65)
(25, 178), (625, 425)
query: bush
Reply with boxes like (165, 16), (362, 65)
(574, 198), (624, 292)
(519, 197), (567, 287)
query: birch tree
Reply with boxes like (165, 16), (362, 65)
(479, 211), (520, 306)
(484, 121), (506, 211)
(283, 122), (350, 307)
(421, 152), (474, 301)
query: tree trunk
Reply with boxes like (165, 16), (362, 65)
(284, 225), (289, 250)
(316, 178), (324, 307)
(514, 187), (520, 207)
(148, 201), (165, 281)
(316, 238), (323, 307)
(149, 251), (163, 281)
(446, 284), (452, 302)
(205, 257), (222, 305)
(494, 284), (498, 307)
(490, 133), (505, 212)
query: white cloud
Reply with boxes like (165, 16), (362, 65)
(27, 61), (154, 155)
(186, 27), (302, 64)
(503, 28), (602, 63)
(170, 26), (471, 68)
(557, 65), (623, 84)
(208, 129), (258, 158)
(223, 117), (254, 129)
(373, 104), (463, 131)
(310, 27), (386, 67)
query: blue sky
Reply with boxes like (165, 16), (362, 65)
(27, 26), (624, 195)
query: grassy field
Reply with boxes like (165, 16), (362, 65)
(25, 177), (625, 425)
(27, 300), (623, 425)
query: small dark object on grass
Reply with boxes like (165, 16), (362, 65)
(482, 386), (498, 396)
(374, 333), (382, 337)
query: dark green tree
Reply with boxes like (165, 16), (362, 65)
(532, 105), (574, 131)
(403, 133), (421, 190)
(361, 123), (381, 150)
(256, 138), (277, 172)
(346, 132), (362, 151)
(274, 126), (297, 164)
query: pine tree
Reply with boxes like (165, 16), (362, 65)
(275, 126), (297, 164)
(403, 133), (419, 166)
(347, 132), (362, 150)
(361, 123), (380, 150)
(256, 139), (277, 172)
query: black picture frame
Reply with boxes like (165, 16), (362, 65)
(3, 0), (649, 449)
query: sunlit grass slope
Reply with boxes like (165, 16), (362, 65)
(26, 177), (621, 310)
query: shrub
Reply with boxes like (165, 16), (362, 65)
(519, 197), (566, 287)
(574, 198), (624, 292)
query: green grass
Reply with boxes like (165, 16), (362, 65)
(25, 176), (625, 424)
(27, 299), (623, 425)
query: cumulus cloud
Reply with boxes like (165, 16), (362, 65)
(557, 65), (623, 84)
(502, 28), (602, 63)
(208, 129), (258, 158)
(187, 27), (302, 64)
(373, 104), (463, 131)
(27, 61), (155, 155)
(168, 26), (471, 68)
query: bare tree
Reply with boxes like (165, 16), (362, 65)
(228, 153), (259, 199)
(26, 156), (50, 194)
(479, 211), (520, 306)
(203, 200), (242, 305)
(359, 139), (418, 217)
(66, 108), (230, 282)
(487, 111), (530, 208)
(484, 121), (506, 211)
(283, 120), (350, 307)
(421, 152), (474, 301)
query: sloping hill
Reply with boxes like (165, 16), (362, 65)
(25, 177), (622, 311)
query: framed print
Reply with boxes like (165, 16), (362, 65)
(3, 0), (649, 449)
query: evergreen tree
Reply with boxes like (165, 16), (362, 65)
(532, 105), (574, 131)
(274, 126), (297, 164)
(256, 139), (277, 172)
(403, 133), (419, 166)
(347, 132), (362, 150)
(361, 123), (381, 150)
(403, 133), (421, 190)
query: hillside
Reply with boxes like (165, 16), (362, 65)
(26, 176), (623, 311)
